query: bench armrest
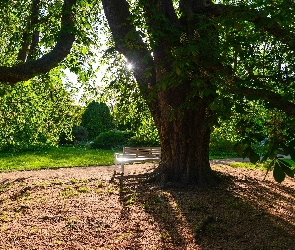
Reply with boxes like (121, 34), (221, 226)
(114, 153), (123, 165)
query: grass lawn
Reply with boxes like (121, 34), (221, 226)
(0, 147), (239, 173)
(230, 158), (295, 170)
(0, 146), (116, 172)
(1, 146), (294, 173)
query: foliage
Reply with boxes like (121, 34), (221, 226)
(267, 159), (295, 183)
(129, 119), (160, 147)
(0, 0), (103, 83)
(72, 126), (89, 143)
(0, 71), (80, 152)
(214, 101), (295, 178)
(81, 101), (114, 140)
(209, 128), (237, 157)
(99, 50), (160, 147)
(59, 125), (89, 145)
(0, 146), (114, 172)
(92, 130), (134, 150)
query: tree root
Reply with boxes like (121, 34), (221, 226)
(143, 166), (168, 187)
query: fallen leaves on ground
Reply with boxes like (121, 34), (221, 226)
(0, 163), (294, 250)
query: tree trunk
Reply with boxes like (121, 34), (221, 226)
(102, 0), (218, 186)
(149, 85), (217, 187)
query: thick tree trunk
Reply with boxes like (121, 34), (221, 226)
(149, 86), (217, 187)
(102, 0), (218, 186)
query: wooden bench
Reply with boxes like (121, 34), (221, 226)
(114, 147), (161, 174)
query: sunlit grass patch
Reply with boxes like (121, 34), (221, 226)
(229, 158), (295, 170)
(229, 161), (267, 170)
(0, 146), (115, 172)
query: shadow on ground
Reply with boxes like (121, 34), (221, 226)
(117, 169), (295, 250)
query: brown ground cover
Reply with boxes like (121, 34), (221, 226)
(0, 161), (294, 250)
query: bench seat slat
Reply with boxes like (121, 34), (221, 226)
(115, 157), (160, 162)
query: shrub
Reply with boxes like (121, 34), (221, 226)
(72, 126), (88, 143)
(92, 130), (134, 150)
(59, 126), (88, 145)
(128, 117), (160, 147)
(81, 101), (113, 139)
(209, 130), (237, 157)
(209, 138), (237, 157)
(129, 131), (160, 147)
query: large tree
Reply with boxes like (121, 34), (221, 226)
(1, 0), (295, 185)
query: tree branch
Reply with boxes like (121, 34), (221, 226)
(157, 0), (180, 28)
(251, 14), (295, 51)
(102, 0), (156, 92)
(228, 80), (295, 116)
(17, 32), (30, 63)
(0, 0), (77, 85)
(27, 0), (41, 61)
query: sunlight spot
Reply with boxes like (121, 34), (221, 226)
(127, 63), (133, 70)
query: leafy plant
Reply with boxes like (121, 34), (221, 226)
(209, 128), (237, 157)
(81, 101), (114, 140)
(92, 130), (134, 150)
(72, 126), (89, 143)
(0, 72), (80, 152)
(264, 159), (295, 183)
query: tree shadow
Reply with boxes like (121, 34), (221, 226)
(116, 169), (295, 249)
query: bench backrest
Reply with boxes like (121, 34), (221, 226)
(123, 147), (161, 159)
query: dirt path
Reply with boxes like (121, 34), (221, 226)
(0, 161), (294, 250)
(0, 163), (155, 182)
(0, 159), (248, 182)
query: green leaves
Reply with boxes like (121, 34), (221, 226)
(0, 70), (80, 152)
(234, 143), (260, 164)
(273, 162), (285, 183)
(235, 138), (295, 183)
(271, 159), (294, 183)
(81, 101), (114, 140)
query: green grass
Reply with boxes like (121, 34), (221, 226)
(209, 151), (238, 160)
(0, 146), (115, 172)
(1, 146), (294, 173)
(229, 161), (268, 170)
(230, 158), (295, 170)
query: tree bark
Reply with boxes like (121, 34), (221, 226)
(152, 87), (216, 186)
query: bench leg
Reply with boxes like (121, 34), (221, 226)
(121, 162), (124, 175)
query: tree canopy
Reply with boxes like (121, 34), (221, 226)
(1, 0), (295, 185)
(0, 70), (80, 151)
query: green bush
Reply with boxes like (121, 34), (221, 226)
(92, 130), (134, 149)
(129, 130), (160, 147)
(209, 129), (237, 157)
(209, 138), (237, 157)
(59, 126), (88, 145)
(72, 126), (88, 143)
(128, 117), (160, 147)
(81, 101), (113, 139)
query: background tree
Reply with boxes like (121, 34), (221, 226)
(100, 52), (160, 147)
(81, 101), (113, 140)
(1, 0), (295, 185)
(0, 69), (80, 152)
